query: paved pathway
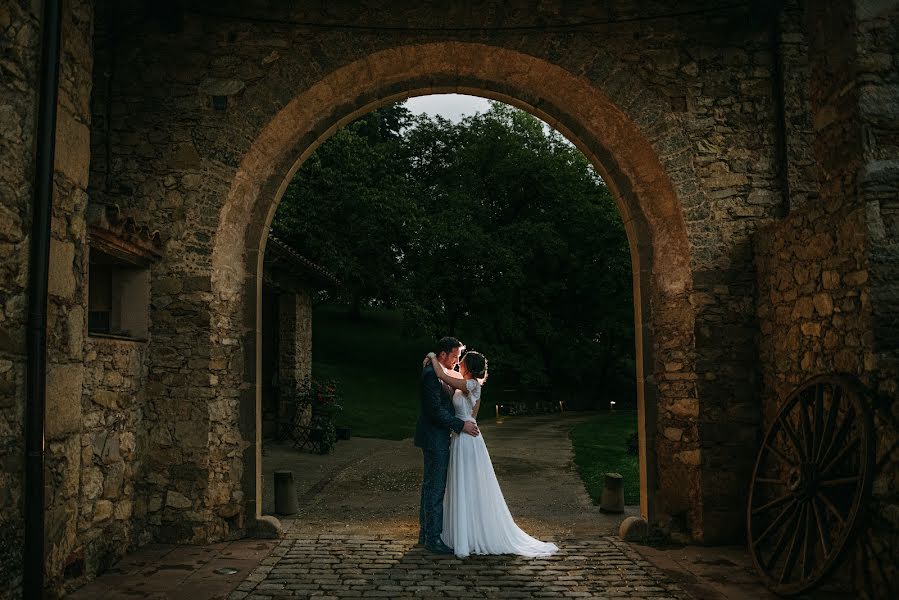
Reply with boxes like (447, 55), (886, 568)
(66, 539), (280, 600)
(228, 533), (692, 600)
(263, 413), (637, 539)
(67, 412), (785, 598)
(241, 413), (690, 599)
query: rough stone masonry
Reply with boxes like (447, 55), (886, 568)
(0, 1), (896, 598)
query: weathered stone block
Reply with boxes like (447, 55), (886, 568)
(165, 491), (192, 509)
(47, 240), (76, 299)
(54, 109), (91, 188)
(663, 427), (684, 441)
(91, 389), (118, 410)
(813, 292), (834, 316)
(93, 500), (113, 522)
(666, 398), (699, 418)
(619, 516), (649, 542)
(249, 515), (282, 539)
(46, 363), (83, 439)
(674, 449), (701, 465)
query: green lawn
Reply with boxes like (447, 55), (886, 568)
(569, 411), (640, 506)
(311, 306), (436, 440)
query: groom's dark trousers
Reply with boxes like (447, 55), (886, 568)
(414, 364), (464, 546)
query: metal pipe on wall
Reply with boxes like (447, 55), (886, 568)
(25, 0), (63, 598)
(769, 1), (792, 217)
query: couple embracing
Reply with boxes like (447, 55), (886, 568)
(414, 336), (559, 559)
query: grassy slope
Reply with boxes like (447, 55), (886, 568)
(312, 307), (639, 505)
(569, 411), (640, 506)
(312, 306), (434, 440)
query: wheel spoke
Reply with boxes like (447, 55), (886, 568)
(754, 499), (798, 547)
(800, 500), (813, 580)
(820, 405), (855, 469)
(819, 475), (859, 487)
(815, 386), (841, 463)
(779, 503), (806, 584)
(799, 395), (814, 458)
(764, 442), (798, 469)
(752, 492), (794, 515)
(763, 503), (799, 572)
(817, 490), (845, 527)
(811, 497), (829, 558)
(812, 385), (824, 458)
(822, 436), (860, 476)
(779, 414), (807, 462)
(755, 477), (787, 485)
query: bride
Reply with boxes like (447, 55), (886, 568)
(425, 350), (559, 559)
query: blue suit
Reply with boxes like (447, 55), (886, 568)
(415, 364), (464, 545)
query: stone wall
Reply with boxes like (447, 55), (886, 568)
(754, 1), (898, 596)
(76, 337), (148, 581)
(44, 0), (96, 596)
(854, 1), (899, 595)
(1, 1), (895, 596)
(278, 290), (313, 404)
(0, 0), (95, 597)
(80, 0), (798, 545)
(0, 2), (40, 597)
(756, 205), (874, 419)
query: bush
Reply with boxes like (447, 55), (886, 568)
(295, 377), (343, 454)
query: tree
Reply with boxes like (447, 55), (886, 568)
(400, 104), (633, 393)
(271, 104), (420, 315)
(272, 101), (634, 397)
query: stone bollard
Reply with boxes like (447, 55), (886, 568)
(599, 472), (624, 513)
(274, 470), (298, 515)
(619, 516), (648, 542)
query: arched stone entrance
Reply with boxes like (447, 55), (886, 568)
(210, 42), (699, 537)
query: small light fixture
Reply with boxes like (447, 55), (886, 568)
(610, 401), (616, 412)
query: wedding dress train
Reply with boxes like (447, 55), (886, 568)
(441, 379), (559, 559)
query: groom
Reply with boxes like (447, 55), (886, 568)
(415, 336), (480, 554)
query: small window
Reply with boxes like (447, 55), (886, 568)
(87, 248), (150, 340)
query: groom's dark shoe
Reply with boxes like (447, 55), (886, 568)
(424, 540), (454, 555)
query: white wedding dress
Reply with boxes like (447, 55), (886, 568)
(441, 378), (559, 558)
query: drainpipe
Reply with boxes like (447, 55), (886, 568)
(25, 1), (63, 598)
(769, 2), (792, 217)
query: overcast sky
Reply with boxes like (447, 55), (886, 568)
(402, 93), (569, 147)
(403, 94), (492, 122)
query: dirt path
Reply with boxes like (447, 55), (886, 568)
(262, 412), (638, 539)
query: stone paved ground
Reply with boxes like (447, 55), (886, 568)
(228, 534), (692, 600)
(243, 413), (696, 599)
(69, 413), (786, 599)
(262, 413), (637, 539)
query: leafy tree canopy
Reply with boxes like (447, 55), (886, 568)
(272, 101), (633, 396)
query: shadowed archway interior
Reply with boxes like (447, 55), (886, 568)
(211, 42), (696, 533)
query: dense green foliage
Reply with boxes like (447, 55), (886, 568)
(274, 101), (633, 399)
(311, 306), (444, 440)
(569, 411), (640, 505)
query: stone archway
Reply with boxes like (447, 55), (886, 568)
(211, 42), (698, 537)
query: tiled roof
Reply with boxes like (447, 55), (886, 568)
(265, 234), (341, 287)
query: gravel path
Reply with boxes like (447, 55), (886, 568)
(262, 412), (638, 539)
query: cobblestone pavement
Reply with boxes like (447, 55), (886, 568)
(227, 533), (693, 600)
(68, 414), (777, 598)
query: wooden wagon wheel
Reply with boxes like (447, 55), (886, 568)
(747, 375), (874, 596)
